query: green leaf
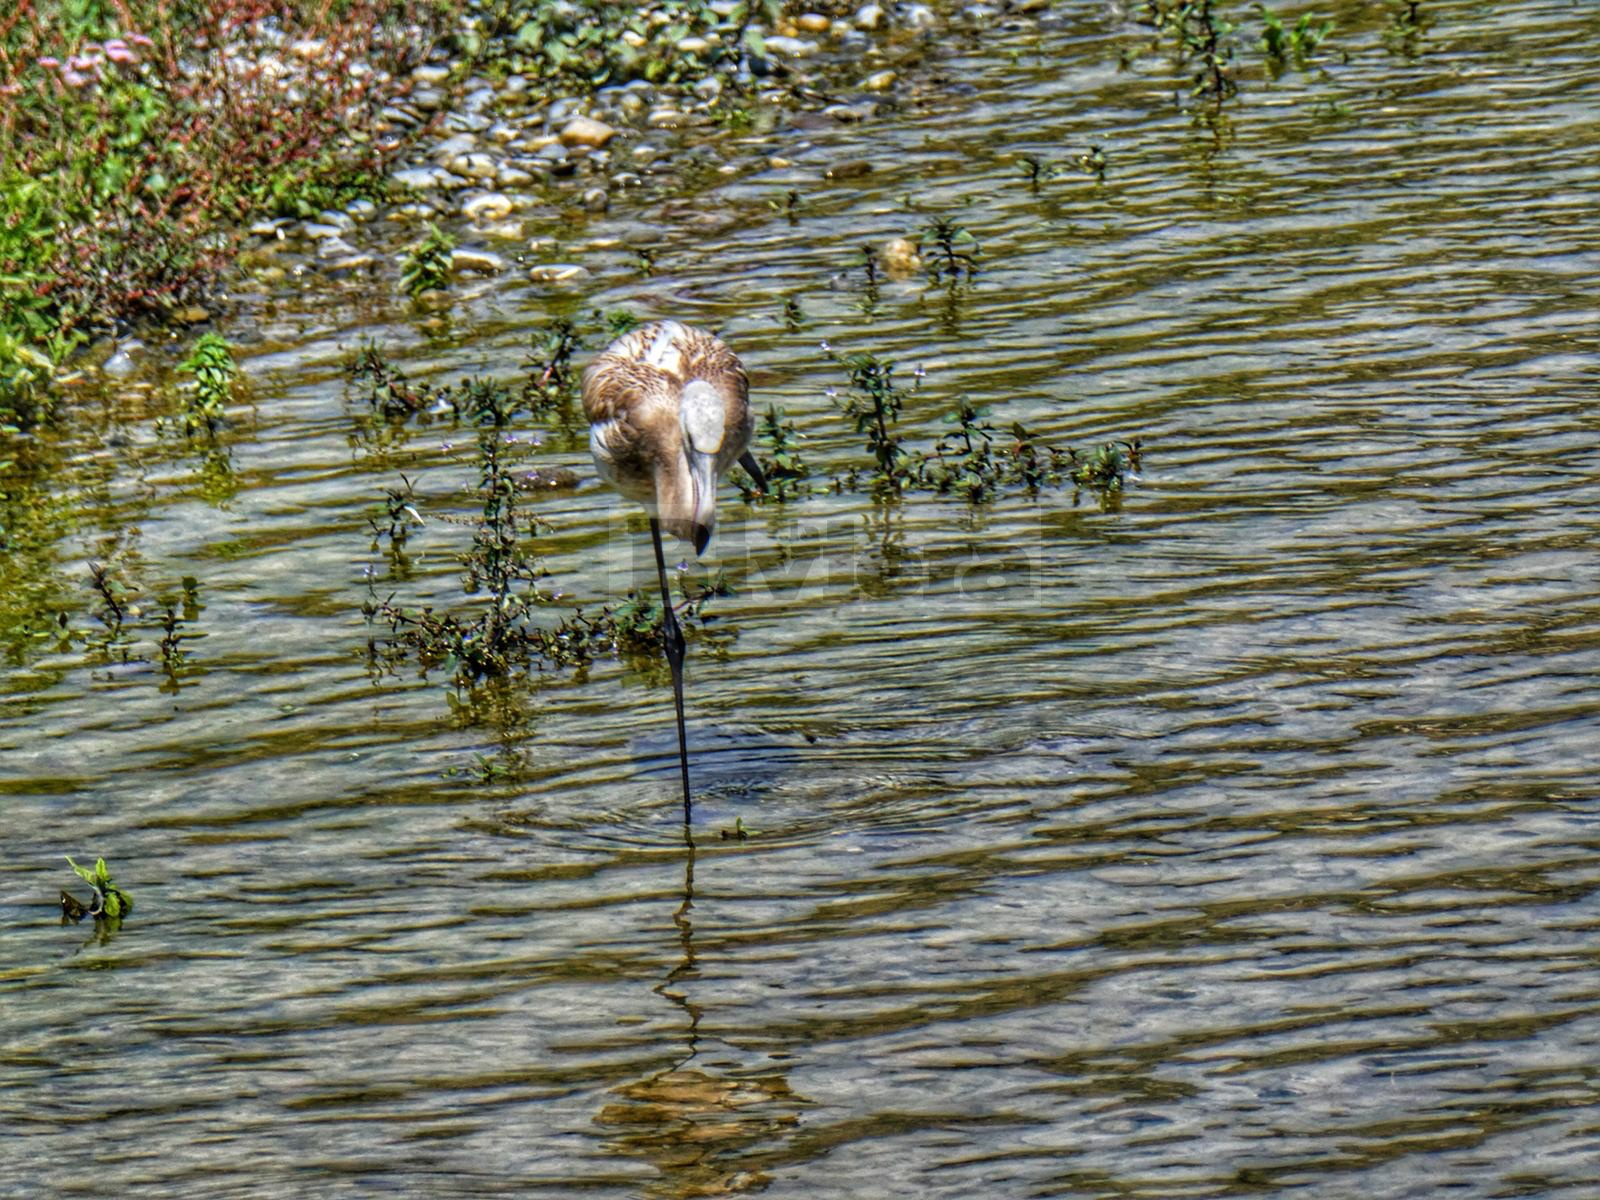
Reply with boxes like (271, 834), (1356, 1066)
(66, 855), (98, 886)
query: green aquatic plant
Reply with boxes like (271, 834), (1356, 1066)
(736, 404), (810, 503)
(347, 341), (433, 416)
(913, 398), (1008, 503)
(1070, 440), (1142, 495)
(62, 856), (133, 921)
(921, 217), (979, 285)
(831, 349), (912, 492)
(521, 317), (583, 415)
(1142, 0), (1237, 102)
(87, 560), (130, 634)
(176, 332), (237, 438)
(1257, 5), (1332, 71)
(401, 224), (455, 298)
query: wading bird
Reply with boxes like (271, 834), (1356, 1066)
(583, 321), (765, 816)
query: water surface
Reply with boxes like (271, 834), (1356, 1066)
(4, 2), (1600, 1195)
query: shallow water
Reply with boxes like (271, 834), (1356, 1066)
(4, 2), (1600, 1196)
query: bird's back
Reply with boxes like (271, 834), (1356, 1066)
(581, 320), (746, 426)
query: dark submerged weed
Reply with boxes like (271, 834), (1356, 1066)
(736, 405), (810, 503)
(920, 217), (980, 285)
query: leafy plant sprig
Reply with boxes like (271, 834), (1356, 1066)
(176, 332), (236, 438)
(401, 224), (455, 298)
(63, 856), (133, 920)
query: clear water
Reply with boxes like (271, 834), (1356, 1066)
(4, 2), (1599, 1195)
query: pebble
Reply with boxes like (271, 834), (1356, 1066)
(462, 193), (514, 221)
(316, 237), (359, 260)
(461, 86), (496, 113)
(323, 253), (375, 274)
(879, 237), (923, 277)
(410, 86), (445, 110)
(301, 222), (342, 240)
(497, 166), (536, 187)
(413, 64), (451, 85)
(448, 152), (501, 180)
(559, 115), (618, 148)
(536, 143), (574, 174)
(528, 264), (591, 283)
(451, 248), (507, 274)
(487, 121), (519, 144)
(795, 13), (831, 32)
(764, 36), (819, 57)
(249, 217), (292, 237)
(173, 305), (211, 324)
(481, 220), (525, 240)
(317, 210), (357, 232)
(582, 188), (609, 213)
(430, 133), (479, 161)
(826, 159), (874, 179)
(102, 340), (145, 377)
(854, 3), (884, 30)
(648, 107), (685, 128)
(345, 198), (378, 220)
(861, 70), (897, 91)
(444, 112), (491, 133)
(904, 4), (938, 29)
(826, 101), (878, 122)
(676, 36), (710, 54)
(391, 166), (447, 190)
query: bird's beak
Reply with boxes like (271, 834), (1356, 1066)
(688, 448), (718, 556)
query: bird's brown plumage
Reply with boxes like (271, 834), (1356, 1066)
(583, 320), (753, 553)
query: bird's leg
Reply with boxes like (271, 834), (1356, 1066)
(651, 518), (693, 818)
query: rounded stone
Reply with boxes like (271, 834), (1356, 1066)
(559, 115), (617, 148)
(462, 192), (514, 221)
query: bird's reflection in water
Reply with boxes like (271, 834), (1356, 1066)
(596, 828), (805, 1197)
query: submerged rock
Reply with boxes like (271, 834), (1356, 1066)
(391, 166), (448, 191)
(451, 248), (507, 274)
(527, 264), (591, 283)
(853, 3), (885, 30)
(879, 237), (922, 278)
(559, 115), (618, 148)
(462, 192), (514, 221)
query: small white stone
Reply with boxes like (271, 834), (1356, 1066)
(853, 3), (884, 30)
(462, 192), (514, 221)
(391, 166), (446, 190)
(764, 36), (819, 57)
(448, 153), (501, 180)
(451, 248), (506, 274)
(559, 116), (618, 148)
(528, 264), (591, 283)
